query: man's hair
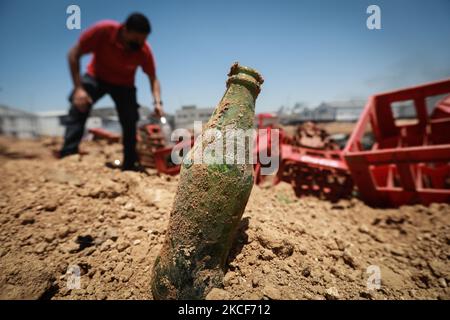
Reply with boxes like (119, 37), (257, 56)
(124, 13), (151, 34)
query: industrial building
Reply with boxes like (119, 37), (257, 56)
(174, 105), (215, 130)
(0, 105), (39, 138)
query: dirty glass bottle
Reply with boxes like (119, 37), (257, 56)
(151, 62), (264, 299)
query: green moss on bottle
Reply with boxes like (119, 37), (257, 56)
(151, 62), (264, 300)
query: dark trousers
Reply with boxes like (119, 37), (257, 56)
(60, 74), (140, 169)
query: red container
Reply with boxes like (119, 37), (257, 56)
(154, 146), (180, 175)
(88, 128), (120, 143)
(344, 78), (450, 207)
(153, 140), (193, 175)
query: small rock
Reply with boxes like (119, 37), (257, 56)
(43, 201), (58, 212)
(117, 241), (130, 252)
(223, 272), (235, 287)
(358, 224), (370, 234)
(118, 212), (128, 219)
(342, 249), (358, 269)
(124, 202), (135, 211)
(298, 247), (308, 255)
(412, 271), (431, 289)
(259, 249), (275, 261)
(44, 232), (56, 243)
(281, 264), (294, 274)
(437, 288), (450, 300)
(63, 241), (80, 254)
(99, 239), (114, 252)
(105, 228), (118, 242)
(101, 180), (126, 198)
(262, 265), (271, 274)
(390, 247), (404, 257)
(133, 239), (141, 246)
(335, 238), (346, 251)
(83, 246), (96, 256)
(97, 293), (107, 300)
(428, 259), (448, 278)
(205, 288), (230, 300)
(257, 229), (294, 259)
(114, 197), (128, 205)
(263, 285), (282, 300)
(272, 240), (295, 259)
(20, 212), (35, 225)
(359, 290), (372, 299)
(329, 250), (343, 259)
(58, 226), (70, 239)
(301, 266), (311, 277)
(330, 267), (340, 277)
(235, 253), (245, 262)
(324, 287), (340, 300)
(114, 262), (125, 273)
(121, 269), (134, 282)
(247, 292), (263, 300)
(35, 243), (47, 254)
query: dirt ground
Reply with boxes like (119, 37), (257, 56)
(0, 135), (449, 300)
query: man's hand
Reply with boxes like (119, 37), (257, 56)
(153, 101), (163, 118)
(72, 87), (92, 112)
(149, 76), (163, 118)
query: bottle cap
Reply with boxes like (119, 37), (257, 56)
(227, 62), (264, 96)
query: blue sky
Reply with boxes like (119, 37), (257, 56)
(0, 0), (449, 114)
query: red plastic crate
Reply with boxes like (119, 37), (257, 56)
(344, 78), (450, 207)
(154, 146), (181, 175)
(153, 140), (193, 175)
(88, 127), (120, 143)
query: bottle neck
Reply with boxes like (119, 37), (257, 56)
(207, 63), (264, 130)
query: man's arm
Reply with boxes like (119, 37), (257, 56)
(149, 75), (163, 117)
(68, 44), (92, 112)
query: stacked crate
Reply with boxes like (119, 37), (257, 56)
(136, 124), (165, 168)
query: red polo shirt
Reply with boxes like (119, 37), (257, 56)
(78, 20), (156, 87)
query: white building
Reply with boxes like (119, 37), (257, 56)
(0, 105), (39, 138)
(313, 103), (336, 122)
(36, 110), (109, 137)
(315, 100), (365, 122)
(175, 105), (215, 130)
(36, 110), (67, 137)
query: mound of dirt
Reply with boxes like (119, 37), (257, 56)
(0, 136), (448, 300)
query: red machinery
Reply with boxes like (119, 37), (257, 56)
(253, 114), (353, 201)
(88, 128), (120, 143)
(276, 143), (353, 201)
(344, 78), (450, 207)
(90, 78), (450, 208)
(88, 123), (187, 175)
(137, 123), (194, 175)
